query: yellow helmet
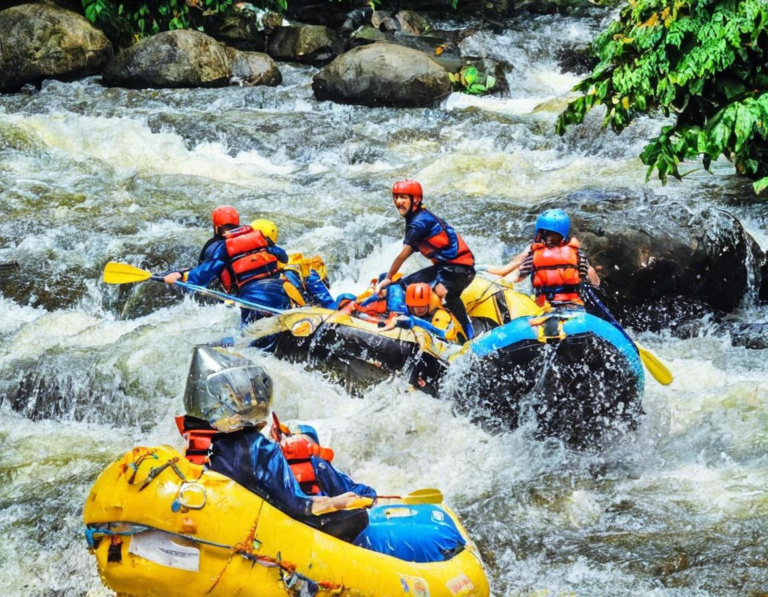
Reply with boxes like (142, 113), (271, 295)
(250, 219), (278, 243)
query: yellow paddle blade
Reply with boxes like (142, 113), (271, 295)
(638, 345), (673, 385)
(103, 262), (153, 285)
(402, 488), (443, 505)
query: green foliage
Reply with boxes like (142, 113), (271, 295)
(449, 66), (497, 95)
(556, 0), (768, 195)
(81, 0), (286, 46)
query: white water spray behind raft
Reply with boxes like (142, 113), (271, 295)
(1, 11), (767, 597)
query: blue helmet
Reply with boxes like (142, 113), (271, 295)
(535, 209), (570, 239)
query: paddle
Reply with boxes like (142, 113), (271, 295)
(102, 262), (288, 316)
(583, 287), (673, 386)
(316, 488), (444, 514)
(376, 488), (444, 505)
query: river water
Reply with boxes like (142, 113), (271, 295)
(1, 11), (767, 597)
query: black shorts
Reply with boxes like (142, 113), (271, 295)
(402, 264), (476, 295)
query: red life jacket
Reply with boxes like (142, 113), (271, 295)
(531, 237), (583, 307)
(175, 415), (217, 465)
(270, 413), (334, 495)
(220, 226), (279, 292)
(414, 209), (475, 267)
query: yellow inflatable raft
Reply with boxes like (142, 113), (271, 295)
(84, 445), (490, 597)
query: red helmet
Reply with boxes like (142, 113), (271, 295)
(392, 179), (423, 210)
(212, 205), (240, 228)
(405, 283), (432, 308)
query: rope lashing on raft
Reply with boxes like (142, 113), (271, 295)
(91, 449), (345, 596)
(85, 520), (344, 595)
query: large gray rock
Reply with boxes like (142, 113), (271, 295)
(103, 30), (230, 89)
(0, 4), (112, 92)
(267, 24), (344, 66)
(312, 42), (451, 108)
(522, 191), (764, 328)
(225, 47), (281, 86)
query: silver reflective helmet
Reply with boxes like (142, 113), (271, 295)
(183, 346), (273, 433)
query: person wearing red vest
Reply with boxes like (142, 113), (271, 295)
(164, 206), (291, 325)
(375, 180), (476, 341)
(485, 209), (600, 308)
(182, 346), (376, 542)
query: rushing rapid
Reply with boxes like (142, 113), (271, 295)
(1, 12), (767, 597)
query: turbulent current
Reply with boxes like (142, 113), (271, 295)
(1, 12), (767, 597)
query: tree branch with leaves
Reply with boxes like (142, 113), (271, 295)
(556, 0), (768, 195)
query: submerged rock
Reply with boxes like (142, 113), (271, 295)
(0, 3), (112, 92)
(312, 42), (451, 108)
(103, 30), (230, 89)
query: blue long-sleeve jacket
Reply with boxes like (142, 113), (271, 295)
(207, 427), (377, 520)
(208, 427), (315, 518)
(185, 241), (291, 322)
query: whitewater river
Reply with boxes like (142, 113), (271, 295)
(1, 11), (767, 597)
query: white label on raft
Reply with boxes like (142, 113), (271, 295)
(129, 530), (200, 572)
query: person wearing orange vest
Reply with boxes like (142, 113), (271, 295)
(485, 209), (600, 308)
(164, 206), (292, 325)
(182, 346), (376, 542)
(375, 180), (476, 340)
(379, 282), (466, 343)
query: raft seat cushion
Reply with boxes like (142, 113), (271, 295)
(352, 504), (465, 563)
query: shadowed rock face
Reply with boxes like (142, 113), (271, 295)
(312, 42), (451, 108)
(0, 3), (113, 92)
(521, 190), (764, 324)
(266, 24), (344, 66)
(103, 30), (231, 89)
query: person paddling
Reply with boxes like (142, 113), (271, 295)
(485, 209), (600, 309)
(375, 180), (476, 341)
(183, 346), (376, 542)
(164, 206), (292, 325)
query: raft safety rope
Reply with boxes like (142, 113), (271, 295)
(85, 520), (343, 596)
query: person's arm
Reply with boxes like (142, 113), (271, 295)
(378, 314), (410, 331)
(312, 457), (378, 499)
(165, 243), (229, 286)
(586, 265), (600, 287)
(486, 248), (529, 277)
(267, 241), (289, 264)
(375, 245), (414, 294)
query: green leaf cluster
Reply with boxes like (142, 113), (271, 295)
(82, 0), (285, 46)
(449, 66), (497, 95)
(556, 0), (768, 195)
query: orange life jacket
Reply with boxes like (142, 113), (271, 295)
(270, 413), (334, 495)
(531, 237), (583, 307)
(220, 226), (279, 292)
(175, 415), (217, 465)
(414, 209), (475, 267)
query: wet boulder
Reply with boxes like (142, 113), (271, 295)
(0, 3), (113, 93)
(349, 25), (388, 48)
(526, 191), (764, 328)
(103, 30), (230, 89)
(225, 47), (281, 86)
(312, 42), (451, 108)
(205, 5), (283, 52)
(266, 24), (344, 66)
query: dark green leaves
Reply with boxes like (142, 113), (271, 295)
(557, 0), (768, 195)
